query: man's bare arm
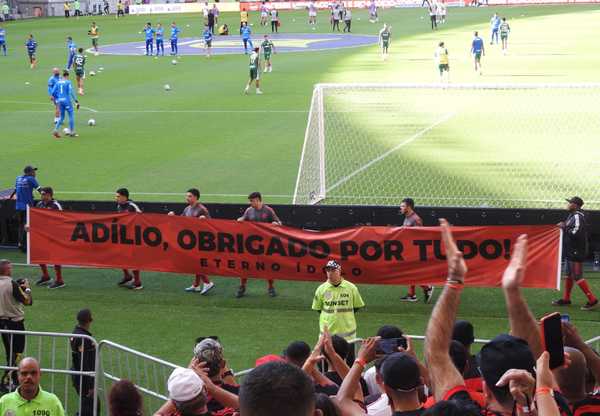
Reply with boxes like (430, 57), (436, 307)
(425, 219), (467, 401)
(502, 235), (543, 359)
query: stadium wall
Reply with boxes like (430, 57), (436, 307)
(2, 199), (600, 254)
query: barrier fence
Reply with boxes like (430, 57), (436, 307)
(0, 330), (598, 415)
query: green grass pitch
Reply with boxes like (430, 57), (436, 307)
(0, 3), (600, 388)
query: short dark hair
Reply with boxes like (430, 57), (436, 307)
(449, 341), (468, 374)
(187, 188), (200, 199)
(63, 70), (70, 77)
(283, 341), (311, 367)
(376, 325), (403, 339)
(248, 192), (262, 201)
(452, 320), (475, 347)
(474, 31), (479, 36)
(331, 335), (350, 360)
(423, 399), (482, 416)
(401, 198), (415, 209)
(40, 187), (54, 196)
(240, 361), (316, 416)
(315, 393), (340, 416)
(108, 380), (143, 416)
(116, 188), (129, 198)
(78, 47), (83, 53)
(77, 309), (92, 325)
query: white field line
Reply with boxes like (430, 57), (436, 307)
(326, 112), (457, 194)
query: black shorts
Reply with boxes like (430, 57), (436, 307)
(205, 40), (212, 47)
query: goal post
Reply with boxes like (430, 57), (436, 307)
(293, 83), (600, 209)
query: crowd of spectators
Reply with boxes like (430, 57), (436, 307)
(64, 220), (598, 416)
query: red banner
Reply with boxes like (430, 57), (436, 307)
(28, 208), (562, 289)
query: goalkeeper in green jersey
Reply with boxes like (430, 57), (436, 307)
(261, 34), (276, 73)
(244, 47), (262, 95)
(379, 23), (391, 61)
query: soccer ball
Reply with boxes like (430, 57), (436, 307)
(99, 67), (104, 71)
(95, 52), (99, 57)
(25, 82), (30, 85)
(88, 119), (96, 126)
(164, 84), (171, 91)
(89, 71), (96, 76)
(63, 127), (71, 135)
(171, 59), (177, 65)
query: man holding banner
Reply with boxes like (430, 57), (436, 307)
(399, 198), (434, 304)
(115, 188), (143, 290)
(553, 197), (598, 311)
(236, 192), (281, 299)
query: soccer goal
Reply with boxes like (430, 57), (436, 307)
(293, 83), (600, 209)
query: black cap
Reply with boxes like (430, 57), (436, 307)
(23, 165), (37, 174)
(480, 334), (535, 389)
(566, 197), (584, 208)
(452, 320), (475, 347)
(381, 352), (421, 391)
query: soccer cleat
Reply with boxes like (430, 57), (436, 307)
(185, 285), (202, 292)
(581, 300), (599, 311)
(424, 286), (435, 304)
(118, 276), (133, 286)
(126, 281), (143, 290)
(400, 294), (418, 302)
(200, 282), (215, 295)
(256, 89), (263, 95)
(236, 285), (246, 298)
(551, 299), (571, 306)
(268, 287), (277, 297)
(67, 133), (79, 137)
(48, 281), (66, 289)
(244, 87), (249, 95)
(35, 278), (51, 286)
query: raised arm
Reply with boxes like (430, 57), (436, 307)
(563, 321), (600, 386)
(424, 218), (467, 401)
(501, 235), (543, 359)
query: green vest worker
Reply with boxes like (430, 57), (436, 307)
(312, 260), (365, 340)
(0, 357), (65, 416)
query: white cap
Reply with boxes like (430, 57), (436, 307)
(167, 367), (205, 402)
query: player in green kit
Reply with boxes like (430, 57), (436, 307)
(379, 23), (391, 61)
(499, 17), (510, 54)
(73, 48), (86, 95)
(261, 34), (275, 73)
(244, 47), (262, 95)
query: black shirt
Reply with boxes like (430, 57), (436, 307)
(70, 325), (96, 371)
(392, 410), (424, 416)
(117, 200), (142, 213)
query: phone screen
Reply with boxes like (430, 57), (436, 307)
(541, 312), (564, 369)
(376, 337), (407, 355)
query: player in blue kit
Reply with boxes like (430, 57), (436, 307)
(143, 22), (154, 56)
(51, 70), (80, 139)
(241, 22), (253, 54)
(155, 23), (164, 56)
(170, 22), (180, 55)
(25, 34), (37, 69)
(203, 26), (212, 58)
(48, 67), (61, 125)
(0, 25), (6, 56)
(66, 36), (76, 69)
(471, 31), (485, 75)
(490, 13), (500, 45)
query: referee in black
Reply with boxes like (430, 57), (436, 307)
(0, 259), (32, 391)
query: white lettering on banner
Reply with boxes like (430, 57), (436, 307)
(129, 2), (237, 15)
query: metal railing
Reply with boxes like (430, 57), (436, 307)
(96, 340), (178, 416)
(0, 329), (99, 416)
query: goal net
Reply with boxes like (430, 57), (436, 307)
(293, 83), (600, 209)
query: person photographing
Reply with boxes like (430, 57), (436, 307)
(0, 260), (32, 391)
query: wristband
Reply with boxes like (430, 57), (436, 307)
(535, 387), (553, 397)
(354, 358), (366, 368)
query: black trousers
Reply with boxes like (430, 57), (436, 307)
(343, 20), (351, 32)
(72, 375), (97, 416)
(0, 319), (25, 389)
(271, 20), (278, 32)
(16, 210), (26, 253)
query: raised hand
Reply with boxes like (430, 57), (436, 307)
(439, 219), (467, 282)
(502, 234), (528, 290)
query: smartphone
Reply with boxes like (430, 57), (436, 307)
(560, 314), (570, 323)
(540, 312), (565, 369)
(376, 337), (408, 355)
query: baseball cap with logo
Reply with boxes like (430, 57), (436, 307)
(167, 367), (205, 402)
(324, 260), (341, 271)
(566, 197), (584, 207)
(380, 352), (421, 392)
(193, 338), (224, 377)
